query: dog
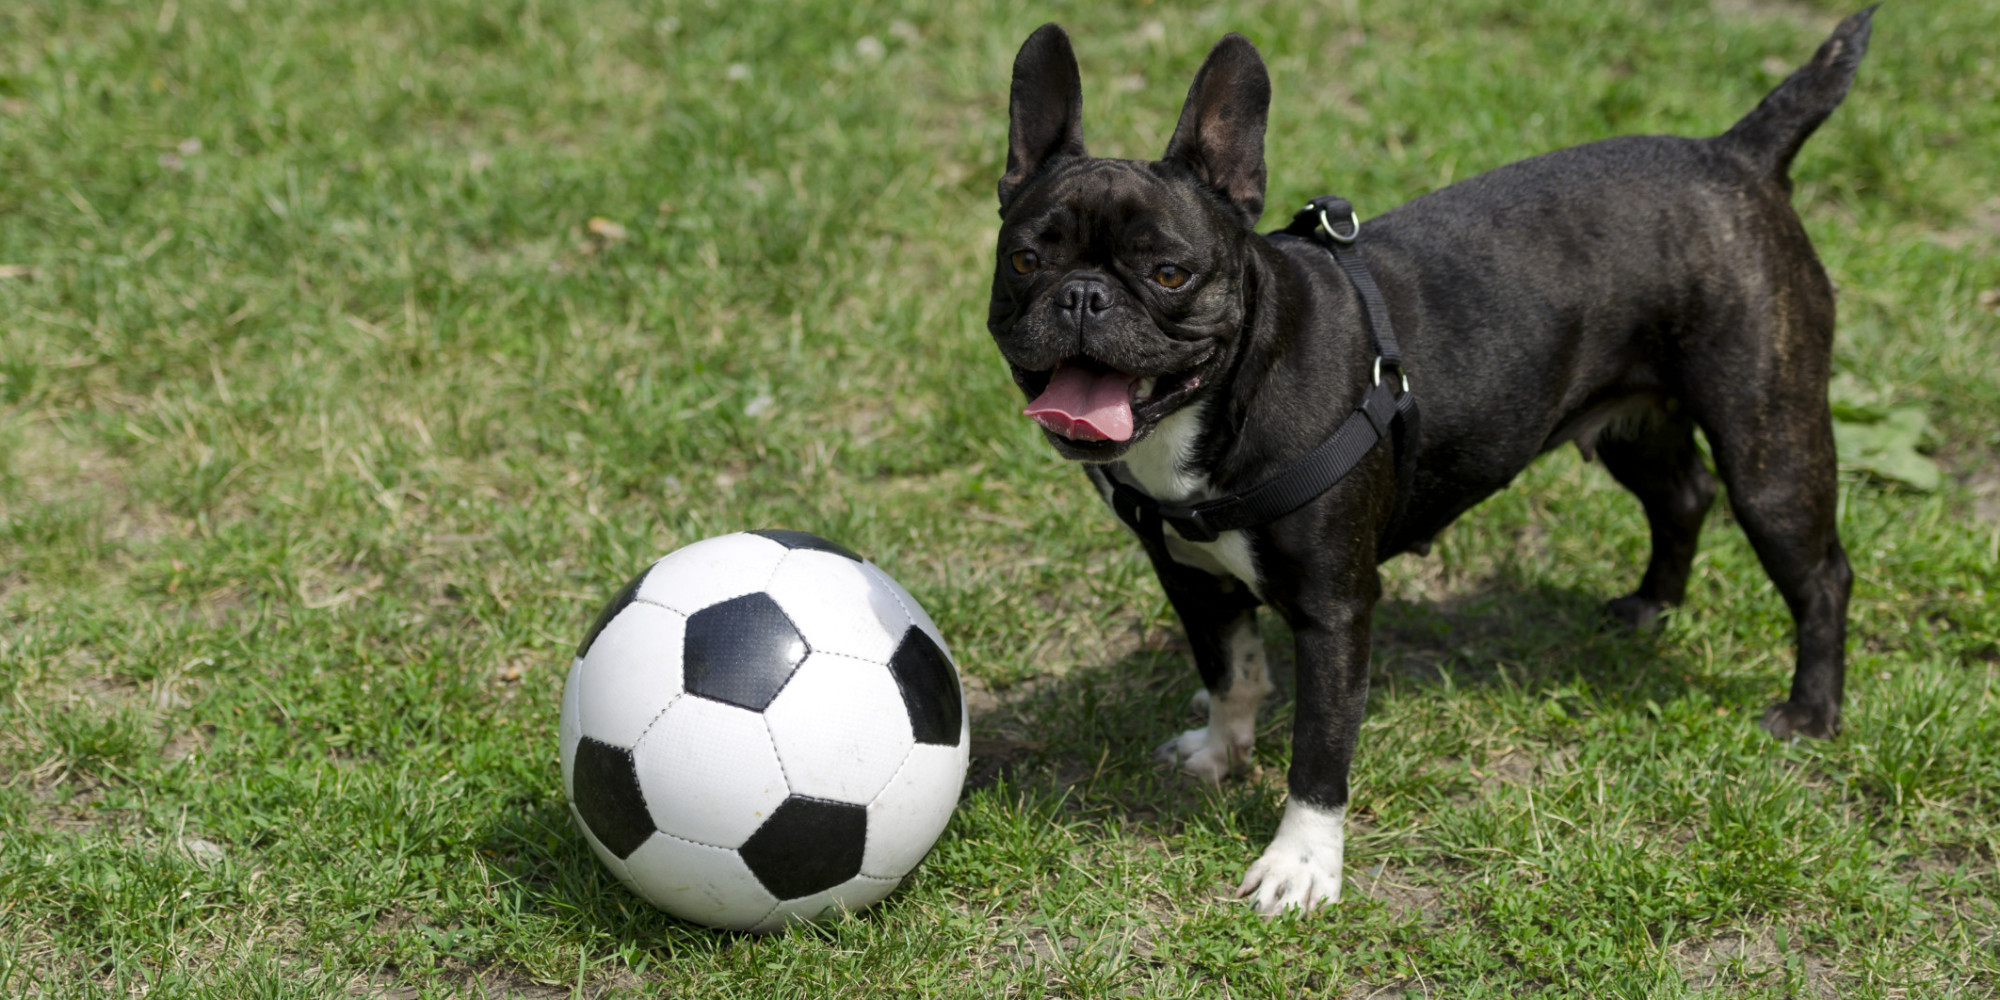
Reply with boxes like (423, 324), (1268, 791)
(985, 9), (1871, 914)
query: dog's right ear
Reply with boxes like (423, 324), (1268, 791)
(1000, 24), (1087, 211)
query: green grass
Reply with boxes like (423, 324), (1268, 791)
(3, 0), (1998, 995)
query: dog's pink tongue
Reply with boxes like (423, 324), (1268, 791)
(1024, 366), (1138, 442)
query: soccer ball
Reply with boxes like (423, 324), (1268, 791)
(558, 530), (969, 932)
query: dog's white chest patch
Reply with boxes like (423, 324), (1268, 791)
(1110, 403), (1262, 597)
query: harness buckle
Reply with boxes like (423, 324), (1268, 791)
(1111, 479), (1220, 543)
(1163, 507), (1220, 544)
(1109, 480), (1160, 540)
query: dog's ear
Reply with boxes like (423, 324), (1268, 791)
(1162, 34), (1270, 228)
(1000, 24), (1087, 211)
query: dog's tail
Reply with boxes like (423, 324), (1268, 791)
(1720, 6), (1875, 179)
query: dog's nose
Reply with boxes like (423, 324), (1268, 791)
(1058, 278), (1114, 321)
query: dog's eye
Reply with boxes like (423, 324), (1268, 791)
(1010, 250), (1040, 275)
(1154, 264), (1190, 288)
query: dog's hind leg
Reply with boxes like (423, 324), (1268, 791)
(1595, 408), (1718, 630)
(1679, 4), (1867, 740)
(1150, 561), (1269, 782)
(1687, 285), (1852, 740)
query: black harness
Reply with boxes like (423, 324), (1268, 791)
(1107, 196), (1420, 545)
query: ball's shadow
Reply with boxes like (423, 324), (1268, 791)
(474, 801), (756, 949)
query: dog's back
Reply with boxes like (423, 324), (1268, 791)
(1345, 8), (1875, 548)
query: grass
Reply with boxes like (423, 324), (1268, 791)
(2, 0), (1997, 995)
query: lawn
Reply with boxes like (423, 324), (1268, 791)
(2, 0), (1997, 995)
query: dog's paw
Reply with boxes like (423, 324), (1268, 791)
(1154, 725), (1244, 783)
(1760, 700), (1840, 740)
(1235, 800), (1346, 917)
(1602, 593), (1670, 632)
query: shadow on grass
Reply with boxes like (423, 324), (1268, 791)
(1366, 566), (1779, 712)
(960, 561), (1787, 835)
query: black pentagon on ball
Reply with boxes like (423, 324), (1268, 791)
(888, 626), (963, 746)
(571, 737), (655, 859)
(682, 593), (810, 711)
(737, 796), (868, 900)
(749, 529), (863, 562)
(576, 564), (652, 659)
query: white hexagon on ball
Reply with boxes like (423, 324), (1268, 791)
(631, 695), (791, 849)
(575, 602), (686, 748)
(764, 549), (911, 663)
(633, 532), (789, 615)
(865, 560), (952, 659)
(863, 740), (969, 879)
(763, 651), (915, 804)
(625, 834), (779, 931)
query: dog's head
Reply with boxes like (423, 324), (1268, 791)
(987, 25), (1272, 462)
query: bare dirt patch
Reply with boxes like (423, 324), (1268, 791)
(1674, 925), (1841, 997)
(1923, 199), (2000, 253)
(2, 411), (132, 515)
(0, 408), (191, 607)
(1471, 744), (1578, 793)
(1970, 465), (2000, 526)
(349, 968), (583, 999)
(1338, 978), (1441, 999)
(1348, 863), (1447, 924)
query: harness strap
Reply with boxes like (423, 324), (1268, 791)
(1293, 197), (1424, 532)
(1292, 197), (1407, 381)
(1110, 196), (1420, 546)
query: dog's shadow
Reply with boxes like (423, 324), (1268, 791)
(963, 562), (1778, 833)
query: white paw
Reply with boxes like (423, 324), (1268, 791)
(1154, 725), (1244, 783)
(1189, 688), (1211, 714)
(1235, 800), (1345, 917)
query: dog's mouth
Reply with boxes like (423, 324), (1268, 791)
(1020, 355), (1206, 444)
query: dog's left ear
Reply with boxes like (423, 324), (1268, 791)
(1162, 34), (1270, 229)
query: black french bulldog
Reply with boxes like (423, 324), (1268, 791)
(987, 10), (1872, 914)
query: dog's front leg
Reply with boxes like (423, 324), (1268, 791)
(1237, 592), (1374, 916)
(1146, 552), (1269, 783)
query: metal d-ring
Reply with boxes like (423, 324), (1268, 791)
(1317, 206), (1360, 244)
(1372, 356), (1410, 392)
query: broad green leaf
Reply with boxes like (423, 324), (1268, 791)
(1834, 406), (1941, 491)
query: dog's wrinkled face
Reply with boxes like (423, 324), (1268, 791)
(988, 161), (1245, 460)
(988, 25), (1271, 462)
